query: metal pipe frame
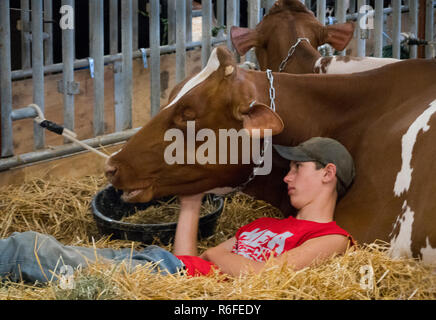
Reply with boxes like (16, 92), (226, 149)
(176, 0), (187, 83)
(246, 0), (261, 64)
(121, 0), (133, 130)
(0, 0), (14, 157)
(425, 0), (435, 58)
(392, 0), (402, 59)
(62, 0), (76, 139)
(32, 0), (45, 150)
(90, 0), (105, 136)
(149, 0), (161, 117)
(44, 0), (53, 66)
(20, 0), (31, 70)
(202, 0), (213, 68)
(374, 0), (384, 58)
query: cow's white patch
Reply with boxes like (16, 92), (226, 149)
(389, 200), (414, 259)
(163, 48), (220, 110)
(394, 100), (436, 196)
(321, 56), (398, 74)
(420, 237), (436, 264)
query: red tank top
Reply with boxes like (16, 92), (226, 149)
(177, 216), (352, 276)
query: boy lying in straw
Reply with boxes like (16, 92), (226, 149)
(0, 137), (355, 282)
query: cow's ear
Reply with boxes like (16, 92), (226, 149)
(241, 103), (284, 137)
(322, 22), (354, 51)
(231, 26), (258, 56)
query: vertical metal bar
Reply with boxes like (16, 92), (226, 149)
(90, 0), (105, 136)
(109, 0), (118, 54)
(0, 0), (14, 157)
(217, 0), (225, 25)
(20, 0), (31, 69)
(62, 0), (76, 138)
(374, 0), (384, 57)
(44, 0), (53, 65)
(150, 0), (161, 117)
(227, 0), (237, 51)
(186, 0), (192, 43)
(202, 0), (212, 68)
(132, 0), (138, 51)
(236, 0), (240, 27)
(32, 0), (45, 150)
(357, 0), (367, 57)
(247, 0), (260, 64)
(176, 0), (186, 83)
(425, 0), (434, 58)
(317, 0), (326, 25)
(350, 0), (357, 13)
(336, 0), (347, 56)
(409, 0), (418, 58)
(167, 0), (176, 45)
(304, 0), (312, 11)
(121, 0), (133, 129)
(392, 0), (401, 59)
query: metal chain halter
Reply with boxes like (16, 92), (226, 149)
(278, 37), (311, 72)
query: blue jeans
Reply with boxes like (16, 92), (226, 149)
(0, 231), (184, 283)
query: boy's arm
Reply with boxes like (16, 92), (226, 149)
(172, 193), (204, 256)
(202, 234), (349, 276)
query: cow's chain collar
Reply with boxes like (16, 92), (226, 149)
(278, 37), (311, 72)
(232, 70), (276, 193)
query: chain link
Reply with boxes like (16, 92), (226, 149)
(278, 37), (311, 72)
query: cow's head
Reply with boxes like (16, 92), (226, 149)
(105, 47), (284, 202)
(231, 0), (354, 73)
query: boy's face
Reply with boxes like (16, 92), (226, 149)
(283, 161), (325, 209)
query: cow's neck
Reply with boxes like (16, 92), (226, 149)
(281, 43), (320, 74)
(249, 69), (389, 147)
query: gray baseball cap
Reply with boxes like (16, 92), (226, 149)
(273, 137), (355, 197)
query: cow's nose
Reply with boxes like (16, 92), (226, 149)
(104, 162), (118, 180)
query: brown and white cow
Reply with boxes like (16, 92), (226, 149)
(105, 46), (436, 263)
(230, 0), (399, 74)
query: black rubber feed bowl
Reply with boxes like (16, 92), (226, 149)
(91, 185), (224, 245)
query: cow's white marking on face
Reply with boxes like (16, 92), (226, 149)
(389, 200), (414, 259)
(324, 56), (398, 74)
(420, 237), (436, 264)
(163, 48), (220, 110)
(394, 100), (436, 196)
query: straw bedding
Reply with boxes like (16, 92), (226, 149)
(0, 175), (435, 300)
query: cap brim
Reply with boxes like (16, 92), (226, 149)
(273, 144), (316, 162)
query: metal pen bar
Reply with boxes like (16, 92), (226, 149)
(32, 0), (45, 150)
(20, 0), (31, 69)
(109, 0), (118, 55)
(266, 0), (276, 13)
(226, 0), (237, 52)
(62, 0), (76, 139)
(247, 0), (261, 64)
(90, 0), (105, 136)
(336, 0), (347, 56)
(176, 0), (187, 83)
(186, 0), (193, 43)
(317, 0), (326, 25)
(374, 0), (384, 57)
(150, 0), (161, 117)
(356, 0), (367, 57)
(304, 0), (312, 10)
(168, 0), (176, 45)
(44, 0), (53, 65)
(392, 0), (402, 59)
(217, 0), (225, 25)
(425, 0), (435, 58)
(202, 0), (213, 68)
(132, 0), (138, 51)
(121, 0), (133, 130)
(0, 0), (14, 157)
(409, 0), (418, 58)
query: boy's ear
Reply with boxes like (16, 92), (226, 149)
(323, 163), (337, 182)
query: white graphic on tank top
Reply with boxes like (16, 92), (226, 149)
(232, 228), (294, 262)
